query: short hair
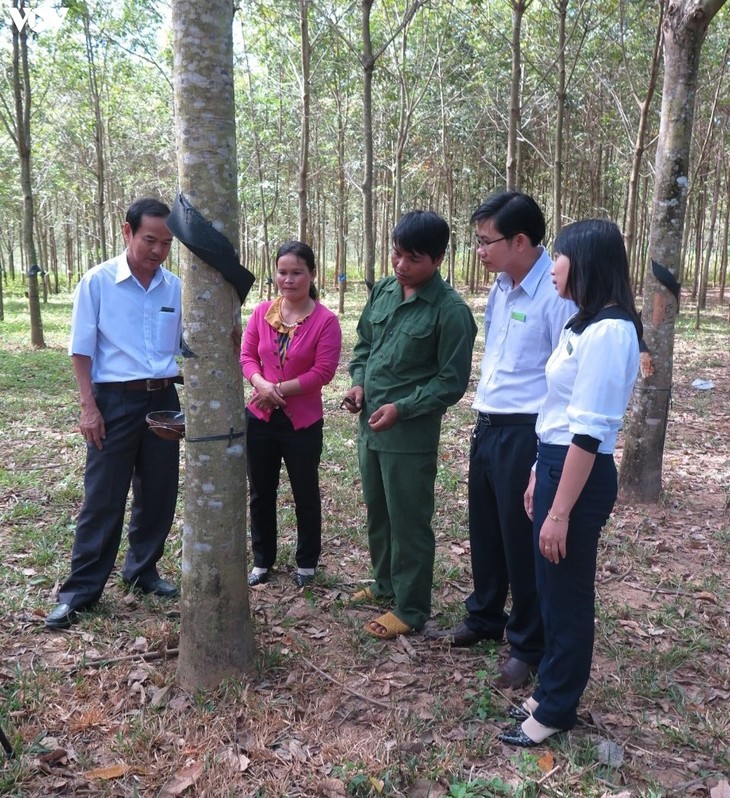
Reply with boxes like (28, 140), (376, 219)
(391, 210), (450, 261)
(470, 191), (545, 246)
(276, 240), (319, 300)
(553, 219), (642, 339)
(126, 198), (171, 234)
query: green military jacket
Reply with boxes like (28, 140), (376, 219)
(349, 272), (477, 453)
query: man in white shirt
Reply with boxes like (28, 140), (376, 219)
(428, 192), (576, 688)
(46, 198), (182, 630)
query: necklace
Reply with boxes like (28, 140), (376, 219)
(279, 298), (311, 328)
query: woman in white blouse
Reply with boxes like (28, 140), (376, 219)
(501, 219), (642, 747)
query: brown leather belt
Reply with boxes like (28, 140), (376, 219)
(98, 377), (183, 391)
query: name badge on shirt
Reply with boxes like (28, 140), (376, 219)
(160, 307), (175, 313)
(511, 311), (526, 323)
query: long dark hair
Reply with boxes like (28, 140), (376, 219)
(275, 240), (318, 300)
(554, 219), (642, 340)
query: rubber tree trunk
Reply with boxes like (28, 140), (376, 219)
(172, 0), (256, 690)
(619, 0), (727, 502)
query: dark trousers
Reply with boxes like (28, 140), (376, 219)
(532, 442), (617, 731)
(58, 384), (180, 609)
(464, 418), (543, 664)
(359, 442), (438, 631)
(246, 409), (323, 570)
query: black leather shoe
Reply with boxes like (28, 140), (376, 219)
(133, 578), (179, 598)
(248, 571), (270, 587)
(45, 603), (77, 629)
(293, 573), (314, 588)
(499, 723), (540, 747)
(508, 705), (530, 721)
(424, 621), (493, 647)
(495, 657), (538, 689)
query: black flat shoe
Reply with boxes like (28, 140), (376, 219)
(423, 621), (496, 647)
(508, 706), (530, 721)
(248, 571), (270, 586)
(131, 578), (179, 598)
(499, 723), (540, 747)
(45, 603), (78, 630)
(293, 573), (314, 588)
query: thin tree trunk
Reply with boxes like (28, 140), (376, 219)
(506, 1), (531, 190)
(697, 155), (720, 314)
(553, 0), (567, 233)
(83, 10), (107, 263)
(10, 0), (44, 347)
(623, 0), (664, 274)
(297, 0), (311, 242)
(361, 0), (376, 288)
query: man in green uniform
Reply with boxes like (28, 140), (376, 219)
(343, 210), (477, 638)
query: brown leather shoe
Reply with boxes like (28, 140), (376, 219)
(495, 657), (537, 689)
(425, 621), (491, 647)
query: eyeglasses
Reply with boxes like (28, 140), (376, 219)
(475, 235), (508, 249)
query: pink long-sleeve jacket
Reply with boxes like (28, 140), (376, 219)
(240, 300), (342, 430)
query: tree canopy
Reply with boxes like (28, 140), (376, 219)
(0, 0), (727, 298)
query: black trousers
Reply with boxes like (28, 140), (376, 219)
(464, 417), (543, 665)
(532, 443), (617, 730)
(246, 409), (323, 570)
(58, 384), (180, 609)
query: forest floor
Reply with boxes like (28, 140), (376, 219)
(0, 290), (728, 798)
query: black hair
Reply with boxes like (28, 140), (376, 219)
(126, 198), (171, 234)
(276, 240), (318, 300)
(391, 210), (450, 262)
(554, 219), (643, 340)
(470, 191), (545, 246)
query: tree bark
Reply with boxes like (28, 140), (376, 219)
(619, 0), (727, 502)
(172, 0), (256, 690)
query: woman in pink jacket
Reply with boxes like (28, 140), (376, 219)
(241, 241), (342, 588)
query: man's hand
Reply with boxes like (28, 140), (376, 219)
(80, 402), (106, 450)
(342, 386), (364, 414)
(523, 470), (536, 520)
(368, 403), (398, 432)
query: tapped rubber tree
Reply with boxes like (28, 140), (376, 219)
(171, 0), (256, 689)
(619, 0), (727, 501)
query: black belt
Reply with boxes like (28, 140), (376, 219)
(477, 412), (537, 426)
(98, 377), (183, 392)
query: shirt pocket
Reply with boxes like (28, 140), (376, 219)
(396, 317), (436, 365)
(156, 308), (180, 354)
(510, 316), (549, 369)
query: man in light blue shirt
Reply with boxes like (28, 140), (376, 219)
(46, 198), (182, 629)
(428, 192), (576, 689)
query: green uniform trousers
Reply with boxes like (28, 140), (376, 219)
(359, 440), (439, 630)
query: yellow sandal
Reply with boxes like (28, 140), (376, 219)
(364, 611), (413, 639)
(350, 587), (376, 603)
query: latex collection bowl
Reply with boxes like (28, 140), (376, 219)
(146, 411), (185, 441)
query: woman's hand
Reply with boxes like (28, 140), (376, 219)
(539, 515), (568, 564)
(250, 376), (286, 411)
(523, 471), (536, 520)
